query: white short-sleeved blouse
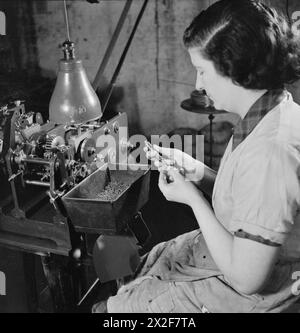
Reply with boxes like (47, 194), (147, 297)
(213, 92), (300, 260)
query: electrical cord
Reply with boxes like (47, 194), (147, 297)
(63, 0), (71, 41)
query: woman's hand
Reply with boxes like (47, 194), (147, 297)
(144, 145), (204, 182)
(158, 167), (208, 207)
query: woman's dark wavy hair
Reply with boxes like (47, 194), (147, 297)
(183, 0), (300, 90)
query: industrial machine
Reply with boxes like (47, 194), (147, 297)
(0, 98), (133, 243)
(0, 0), (150, 312)
(0, 32), (137, 249)
(0, 96), (149, 312)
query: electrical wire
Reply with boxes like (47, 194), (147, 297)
(63, 0), (71, 41)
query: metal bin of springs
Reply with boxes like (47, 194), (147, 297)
(62, 163), (151, 234)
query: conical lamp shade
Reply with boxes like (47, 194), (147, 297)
(49, 58), (102, 125)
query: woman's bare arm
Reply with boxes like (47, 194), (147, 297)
(190, 195), (279, 294)
(192, 165), (217, 198)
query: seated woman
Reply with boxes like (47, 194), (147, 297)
(93, 0), (300, 313)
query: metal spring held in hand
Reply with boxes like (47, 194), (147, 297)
(144, 141), (185, 178)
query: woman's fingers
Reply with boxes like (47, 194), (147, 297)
(159, 170), (168, 184)
(143, 147), (156, 159)
(158, 169), (174, 185)
(152, 144), (176, 160)
(143, 146), (175, 167)
(155, 161), (176, 176)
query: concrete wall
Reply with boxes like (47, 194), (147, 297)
(2, 0), (300, 136)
